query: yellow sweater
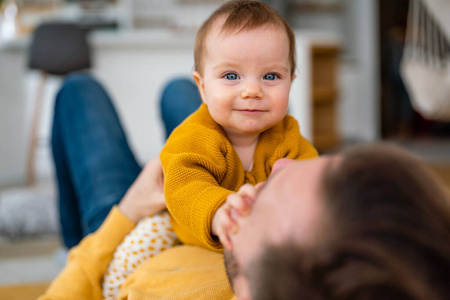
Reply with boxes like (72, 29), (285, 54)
(160, 104), (318, 251)
(39, 207), (235, 300)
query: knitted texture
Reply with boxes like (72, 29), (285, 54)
(160, 104), (318, 251)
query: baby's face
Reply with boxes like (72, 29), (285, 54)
(193, 21), (294, 140)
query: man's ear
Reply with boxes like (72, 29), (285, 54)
(192, 71), (207, 104)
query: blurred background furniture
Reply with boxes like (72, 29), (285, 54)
(289, 35), (341, 153)
(400, 0), (450, 122)
(311, 44), (340, 151)
(379, 0), (450, 138)
(26, 21), (91, 186)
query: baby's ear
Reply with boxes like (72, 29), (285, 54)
(192, 71), (208, 104)
(291, 73), (297, 82)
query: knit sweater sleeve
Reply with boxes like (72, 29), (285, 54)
(38, 207), (135, 300)
(161, 115), (240, 251)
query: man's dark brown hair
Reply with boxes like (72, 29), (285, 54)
(249, 144), (450, 300)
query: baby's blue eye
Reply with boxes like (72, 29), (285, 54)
(264, 74), (278, 80)
(225, 73), (239, 80)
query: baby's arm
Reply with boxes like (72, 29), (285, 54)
(161, 122), (244, 250)
(211, 183), (259, 251)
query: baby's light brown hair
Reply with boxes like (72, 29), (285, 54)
(194, 0), (296, 77)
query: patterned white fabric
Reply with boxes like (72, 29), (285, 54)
(102, 211), (177, 300)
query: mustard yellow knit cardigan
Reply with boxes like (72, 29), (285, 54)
(160, 104), (318, 251)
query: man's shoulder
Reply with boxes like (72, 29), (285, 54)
(119, 245), (234, 299)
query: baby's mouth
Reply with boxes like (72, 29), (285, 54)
(236, 109), (266, 113)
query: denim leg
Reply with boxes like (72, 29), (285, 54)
(52, 72), (141, 247)
(52, 111), (82, 248)
(160, 78), (202, 139)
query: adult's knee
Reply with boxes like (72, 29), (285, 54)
(162, 77), (196, 93)
(161, 77), (199, 106)
(64, 72), (96, 88)
(55, 72), (92, 106)
(54, 72), (107, 117)
(160, 77), (202, 137)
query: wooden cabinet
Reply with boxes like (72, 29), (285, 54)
(288, 34), (341, 153)
(311, 44), (340, 151)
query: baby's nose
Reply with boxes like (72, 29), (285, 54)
(241, 80), (263, 99)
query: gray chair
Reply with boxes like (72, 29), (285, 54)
(26, 22), (91, 186)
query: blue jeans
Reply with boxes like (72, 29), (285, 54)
(52, 73), (201, 248)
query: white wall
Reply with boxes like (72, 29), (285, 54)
(91, 37), (195, 164)
(0, 49), (29, 187)
(339, 0), (380, 141)
(0, 30), (196, 187)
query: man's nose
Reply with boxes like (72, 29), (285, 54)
(271, 158), (294, 176)
(241, 79), (263, 99)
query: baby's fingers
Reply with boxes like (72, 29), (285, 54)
(227, 193), (251, 217)
(214, 209), (235, 250)
(236, 184), (258, 205)
(221, 206), (238, 233)
(217, 226), (233, 251)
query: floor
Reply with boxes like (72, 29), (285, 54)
(0, 179), (64, 293)
(0, 138), (449, 299)
(0, 235), (64, 285)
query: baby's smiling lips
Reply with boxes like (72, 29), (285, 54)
(236, 109), (266, 114)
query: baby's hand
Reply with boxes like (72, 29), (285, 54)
(211, 184), (259, 251)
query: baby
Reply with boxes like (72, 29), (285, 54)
(103, 1), (317, 298)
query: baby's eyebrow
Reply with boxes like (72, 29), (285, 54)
(212, 62), (240, 70)
(212, 61), (289, 72)
(267, 65), (290, 73)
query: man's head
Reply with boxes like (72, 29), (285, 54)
(192, 1), (297, 139)
(226, 144), (450, 300)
